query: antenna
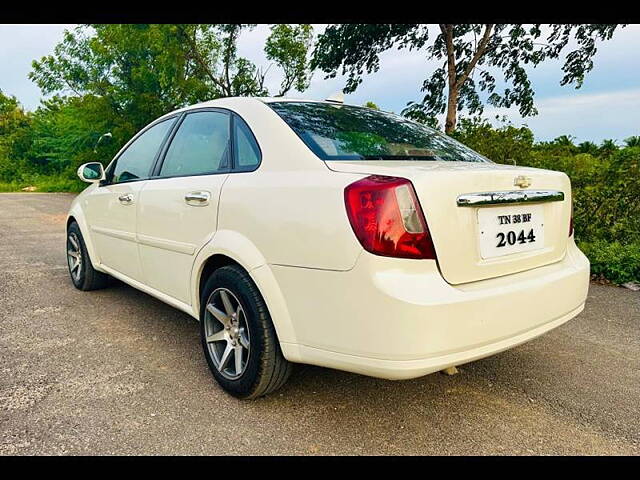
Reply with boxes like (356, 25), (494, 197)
(325, 91), (344, 104)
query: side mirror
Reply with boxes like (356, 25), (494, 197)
(77, 162), (106, 183)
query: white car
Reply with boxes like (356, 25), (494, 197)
(67, 97), (590, 399)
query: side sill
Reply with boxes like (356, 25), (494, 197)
(98, 264), (197, 319)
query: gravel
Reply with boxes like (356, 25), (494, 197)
(0, 192), (638, 455)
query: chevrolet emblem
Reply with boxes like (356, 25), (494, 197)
(514, 175), (532, 188)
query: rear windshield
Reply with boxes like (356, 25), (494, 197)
(268, 101), (489, 163)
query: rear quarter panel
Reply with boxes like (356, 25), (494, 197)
(214, 98), (364, 271)
(217, 169), (363, 270)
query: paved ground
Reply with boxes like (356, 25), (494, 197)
(0, 192), (638, 456)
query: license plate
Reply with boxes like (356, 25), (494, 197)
(478, 205), (545, 259)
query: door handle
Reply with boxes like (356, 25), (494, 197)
(118, 193), (133, 205)
(185, 191), (211, 206)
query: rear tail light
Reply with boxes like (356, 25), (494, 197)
(344, 175), (437, 259)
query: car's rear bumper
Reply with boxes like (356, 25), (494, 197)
(274, 239), (590, 380)
(283, 303), (583, 379)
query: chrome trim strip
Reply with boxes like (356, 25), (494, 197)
(457, 190), (565, 206)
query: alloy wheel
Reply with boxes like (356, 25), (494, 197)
(67, 232), (83, 283)
(204, 288), (251, 380)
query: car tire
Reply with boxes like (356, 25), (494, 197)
(200, 265), (292, 399)
(66, 221), (111, 291)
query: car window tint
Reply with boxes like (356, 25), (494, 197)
(234, 116), (261, 169)
(269, 101), (489, 163)
(160, 111), (230, 177)
(112, 118), (175, 183)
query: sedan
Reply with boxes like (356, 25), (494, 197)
(67, 97), (590, 398)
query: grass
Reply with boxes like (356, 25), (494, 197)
(0, 175), (86, 193)
(0, 182), (21, 192)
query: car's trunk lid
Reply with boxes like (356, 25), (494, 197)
(328, 160), (572, 285)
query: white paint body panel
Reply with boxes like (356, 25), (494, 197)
(137, 174), (228, 304)
(83, 180), (147, 282)
(67, 96), (590, 380)
(276, 238), (589, 379)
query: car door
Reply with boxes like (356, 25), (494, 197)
(136, 109), (234, 304)
(83, 117), (177, 282)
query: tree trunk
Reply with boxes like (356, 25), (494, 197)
(445, 85), (458, 134)
(441, 24), (458, 135)
(440, 23), (493, 135)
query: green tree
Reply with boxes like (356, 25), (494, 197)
(265, 24), (314, 96)
(311, 24), (624, 133)
(363, 101), (380, 110)
(552, 135), (577, 148)
(30, 24), (314, 132)
(450, 115), (534, 165)
(624, 135), (640, 147)
(577, 141), (600, 155)
(599, 138), (619, 158)
(0, 90), (33, 182)
(25, 24), (314, 183)
(26, 95), (121, 174)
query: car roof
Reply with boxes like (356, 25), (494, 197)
(176, 96), (359, 112)
(257, 97), (338, 104)
(154, 96), (378, 125)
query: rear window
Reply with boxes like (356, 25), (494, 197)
(268, 101), (489, 163)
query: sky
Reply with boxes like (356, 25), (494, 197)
(1, 23), (639, 143)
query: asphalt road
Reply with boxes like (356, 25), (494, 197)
(0, 192), (638, 455)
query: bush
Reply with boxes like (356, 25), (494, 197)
(579, 241), (640, 285)
(451, 116), (534, 165)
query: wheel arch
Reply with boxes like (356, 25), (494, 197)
(197, 254), (240, 310)
(191, 230), (298, 347)
(66, 202), (102, 269)
(66, 215), (76, 231)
